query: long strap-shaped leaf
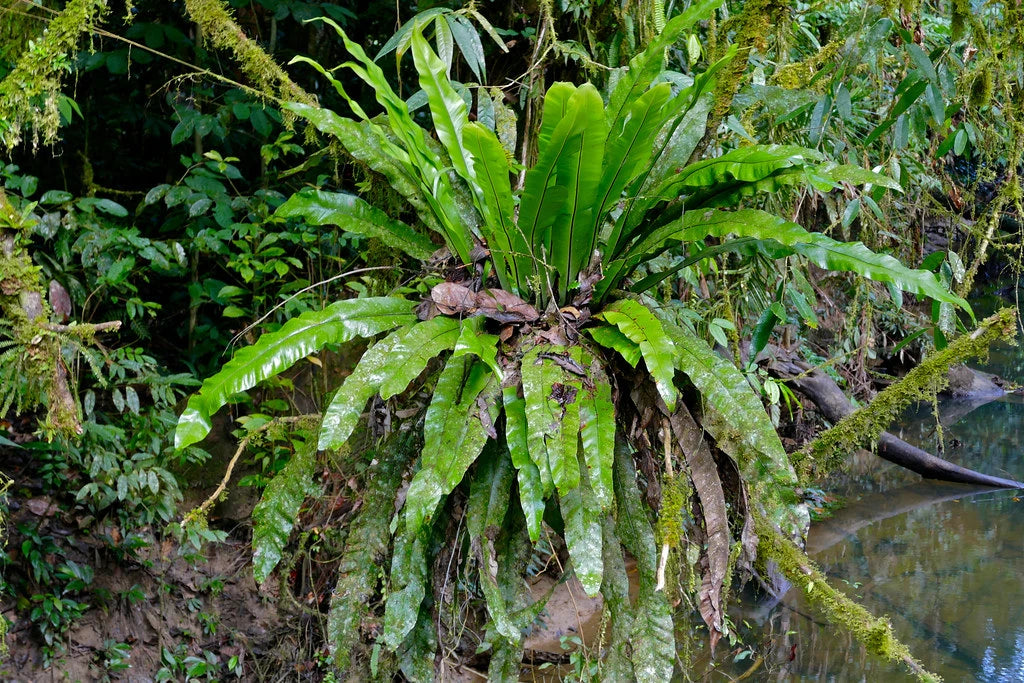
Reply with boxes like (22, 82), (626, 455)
(252, 436), (319, 584)
(298, 21), (474, 265)
(655, 312), (798, 494)
(521, 344), (603, 595)
(518, 84), (581, 296)
(596, 299), (677, 412)
(592, 83), (672, 252)
(502, 386), (545, 541)
(604, 49), (732, 268)
(466, 446), (519, 641)
(680, 208), (971, 312)
(378, 316), (462, 398)
(549, 84), (607, 302)
(175, 297), (417, 450)
(282, 104), (445, 239)
(319, 316), (461, 451)
(463, 122), (526, 295)
(410, 28), (484, 217)
(579, 352), (615, 511)
(276, 188), (436, 261)
(612, 439), (675, 682)
(404, 356), (499, 534)
(318, 326), (409, 450)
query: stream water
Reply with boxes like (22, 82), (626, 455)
(741, 322), (1024, 680)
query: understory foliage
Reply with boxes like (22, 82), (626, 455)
(175, 4), (968, 679)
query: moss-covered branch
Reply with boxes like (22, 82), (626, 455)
(181, 0), (315, 106)
(755, 515), (940, 682)
(799, 307), (1017, 476)
(0, 0), (110, 150)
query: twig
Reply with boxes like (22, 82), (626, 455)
(180, 414), (316, 527)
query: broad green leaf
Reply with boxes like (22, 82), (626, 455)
(596, 299), (677, 411)
(594, 83), (672, 232)
(522, 344), (603, 595)
(519, 83), (579, 291)
(275, 188), (436, 260)
(612, 441), (674, 681)
(679, 208), (971, 312)
(404, 357), (499, 533)
(296, 22), (474, 265)
(629, 586), (675, 682)
(463, 122), (525, 294)
(579, 357), (615, 511)
(655, 312), (798, 493)
(451, 317), (502, 381)
(520, 344), (562, 496)
(252, 438), (319, 584)
(377, 316), (461, 399)
(283, 104), (445, 238)
(673, 144), (823, 188)
(560, 474), (604, 596)
(502, 386), (545, 541)
(328, 436), (417, 672)
(382, 517), (431, 649)
(319, 327), (409, 450)
(176, 297), (417, 450)
(397, 604), (437, 682)
(819, 163), (902, 191)
(467, 446), (518, 640)
(585, 324), (642, 367)
(551, 86), (608, 301)
(410, 28), (480, 205)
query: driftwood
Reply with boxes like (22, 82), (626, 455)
(771, 358), (1024, 489)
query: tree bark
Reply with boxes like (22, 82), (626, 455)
(772, 358), (1024, 489)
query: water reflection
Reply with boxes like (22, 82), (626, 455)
(741, 349), (1024, 681)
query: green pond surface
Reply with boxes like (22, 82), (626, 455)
(743, 337), (1024, 681)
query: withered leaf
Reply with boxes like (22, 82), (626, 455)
(476, 288), (540, 323)
(431, 282), (478, 316)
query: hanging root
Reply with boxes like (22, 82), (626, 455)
(755, 515), (941, 682)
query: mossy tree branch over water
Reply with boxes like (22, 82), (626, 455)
(798, 307), (1018, 480)
(755, 515), (940, 682)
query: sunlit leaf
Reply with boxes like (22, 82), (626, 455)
(596, 299), (677, 411)
(176, 297), (417, 450)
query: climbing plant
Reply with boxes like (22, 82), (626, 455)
(173, 3), (968, 680)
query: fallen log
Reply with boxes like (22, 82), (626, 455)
(771, 358), (1024, 489)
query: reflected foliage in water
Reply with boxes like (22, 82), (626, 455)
(746, 345), (1024, 681)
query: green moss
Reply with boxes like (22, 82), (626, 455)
(798, 308), (1017, 480)
(0, 0), (110, 150)
(755, 515), (940, 682)
(772, 40), (843, 92)
(182, 0), (315, 107)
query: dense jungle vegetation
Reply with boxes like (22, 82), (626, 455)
(1, 0), (1023, 680)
